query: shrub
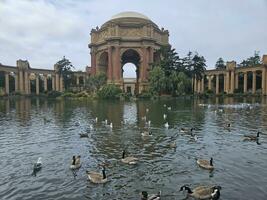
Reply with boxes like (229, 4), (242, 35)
(138, 91), (153, 99)
(62, 92), (75, 97)
(47, 91), (62, 98)
(97, 84), (122, 99)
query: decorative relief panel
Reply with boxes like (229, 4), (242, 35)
(119, 27), (142, 37)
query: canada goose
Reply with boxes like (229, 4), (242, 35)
(86, 167), (107, 184)
(164, 122), (169, 128)
(180, 185), (221, 200)
(141, 191), (161, 200)
(121, 150), (138, 165)
(180, 127), (194, 133)
(141, 131), (152, 137)
(80, 133), (89, 138)
(34, 157), (42, 170)
(197, 158), (214, 170)
(70, 155), (81, 169)
(244, 131), (260, 141)
(163, 114), (167, 120)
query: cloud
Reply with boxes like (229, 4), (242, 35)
(0, 0), (267, 74)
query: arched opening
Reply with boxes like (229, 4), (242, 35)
(121, 49), (140, 95)
(98, 52), (108, 75)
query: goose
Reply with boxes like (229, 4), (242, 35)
(141, 191), (161, 200)
(70, 155), (81, 169)
(224, 123), (231, 129)
(80, 133), (89, 138)
(121, 150), (138, 165)
(163, 114), (167, 120)
(86, 167), (107, 184)
(197, 158), (214, 170)
(180, 127), (194, 134)
(141, 131), (152, 137)
(244, 131), (260, 141)
(34, 157), (42, 170)
(180, 185), (221, 200)
(164, 122), (169, 128)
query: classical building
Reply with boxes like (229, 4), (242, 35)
(193, 55), (267, 95)
(88, 11), (170, 94)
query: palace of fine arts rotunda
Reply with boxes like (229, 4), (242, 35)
(0, 11), (267, 95)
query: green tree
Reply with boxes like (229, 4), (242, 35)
(240, 51), (261, 67)
(97, 84), (122, 99)
(176, 72), (192, 95)
(85, 72), (107, 93)
(55, 56), (74, 89)
(215, 57), (226, 69)
(191, 53), (206, 80)
(148, 66), (166, 95)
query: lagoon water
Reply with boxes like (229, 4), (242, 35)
(0, 97), (267, 200)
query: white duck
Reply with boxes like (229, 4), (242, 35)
(164, 122), (169, 128)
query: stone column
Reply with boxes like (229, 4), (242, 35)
(15, 73), (18, 92)
(44, 75), (48, 91)
(52, 75), (55, 91)
(197, 80), (201, 93)
(223, 74), (226, 92)
(216, 74), (219, 94)
(5, 73), (9, 94)
(24, 71), (29, 94)
(194, 76), (197, 93)
(208, 76), (212, 90)
(149, 47), (154, 64)
(235, 73), (239, 89)
(108, 46), (113, 81)
(60, 76), (64, 92)
(243, 72), (247, 93)
(76, 76), (79, 85)
(141, 47), (148, 81)
(91, 52), (97, 75)
(230, 71), (235, 94)
(19, 70), (24, 93)
(226, 71), (230, 94)
(55, 73), (59, 91)
(262, 67), (266, 95)
(36, 75), (39, 95)
(201, 77), (204, 93)
(252, 71), (256, 94)
(115, 46), (121, 81)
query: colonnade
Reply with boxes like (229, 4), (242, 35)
(0, 60), (87, 95)
(194, 55), (267, 95)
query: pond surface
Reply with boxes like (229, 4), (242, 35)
(0, 97), (267, 200)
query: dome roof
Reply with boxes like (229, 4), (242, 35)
(111, 11), (150, 20)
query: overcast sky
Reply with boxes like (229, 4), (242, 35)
(0, 0), (267, 76)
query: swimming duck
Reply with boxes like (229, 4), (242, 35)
(110, 123), (113, 129)
(80, 133), (89, 138)
(180, 185), (221, 200)
(224, 123), (231, 129)
(197, 158), (214, 170)
(146, 108), (149, 112)
(169, 141), (177, 148)
(167, 107), (171, 110)
(95, 117), (98, 123)
(244, 131), (260, 141)
(86, 167), (107, 184)
(121, 150), (138, 165)
(141, 131), (152, 137)
(75, 121), (80, 126)
(163, 114), (167, 120)
(141, 191), (161, 200)
(34, 157), (42, 170)
(70, 155), (81, 169)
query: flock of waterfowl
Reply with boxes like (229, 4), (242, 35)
(37, 103), (263, 200)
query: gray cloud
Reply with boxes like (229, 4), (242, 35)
(0, 0), (266, 73)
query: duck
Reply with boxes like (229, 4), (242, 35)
(164, 122), (169, 128)
(75, 121), (80, 126)
(163, 114), (167, 120)
(95, 117), (98, 123)
(146, 108), (149, 112)
(142, 116), (147, 121)
(167, 106), (171, 110)
(141, 191), (161, 200)
(169, 141), (177, 148)
(86, 167), (107, 184)
(163, 104), (166, 107)
(244, 131), (260, 141)
(33, 157), (42, 170)
(197, 158), (214, 170)
(121, 150), (138, 165)
(141, 131), (152, 137)
(180, 185), (221, 200)
(104, 119), (108, 125)
(180, 127), (194, 134)
(80, 133), (89, 138)
(109, 123), (113, 129)
(70, 155), (81, 169)
(224, 123), (231, 129)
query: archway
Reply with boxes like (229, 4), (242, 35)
(121, 49), (141, 95)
